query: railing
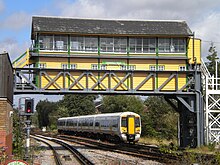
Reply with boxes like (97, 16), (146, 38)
(201, 58), (211, 78)
(12, 49), (30, 68)
(13, 68), (197, 95)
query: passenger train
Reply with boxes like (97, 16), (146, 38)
(57, 112), (141, 143)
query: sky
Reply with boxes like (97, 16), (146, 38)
(1, 0), (220, 107)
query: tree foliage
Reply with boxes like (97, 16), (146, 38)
(35, 99), (57, 129)
(206, 42), (220, 76)
(60, 94), (97, 116)
(34, 94), (97, 129)
(12, 109), (25, 159)
(143, 96), (178, 140)
(100, 95), (144, 114)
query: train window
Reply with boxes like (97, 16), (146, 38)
(67, 120), (71, 126)
(95, 122), (99, 127)
(111, 120), (118, 128)
(121, 117), (127, 127)
(135, 117), (140, 127)
(85, 121), (89, 126)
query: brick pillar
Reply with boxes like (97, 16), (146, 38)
(0, 98), (13, 161)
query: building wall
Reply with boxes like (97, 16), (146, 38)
(188, 38), (201, 64)
(0, 53), (13, 162)
(0, 98), (13, 160)
(0, 53), (13, 103)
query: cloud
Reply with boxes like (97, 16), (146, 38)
(55, 0), (220, 21)
(1, 12), (31, 30)
(191, 12), (220, 58)
(0, 38), (30, 61)
(53, 0), (220, 58)
(0, 0), (4, 13)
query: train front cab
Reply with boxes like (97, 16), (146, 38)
(121, 114), (141, 143)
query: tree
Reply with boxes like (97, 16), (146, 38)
(48, 104), (69, 130)
(206, 42), (220, 77)
(60, 94), (97, 116)
(36, 100), (57, 129)
(143, 96), (178, 140)
(100, 95), (144, 114)
(12, 108), (25, 159)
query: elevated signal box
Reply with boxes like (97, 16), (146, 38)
(13, 16), (201, 92)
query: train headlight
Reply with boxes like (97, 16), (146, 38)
(121, 127), (127, 133)
(135, 127), (140, 133)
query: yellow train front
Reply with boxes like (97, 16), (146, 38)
(120, 112), (141, 142)
(57, 112), (141, 143)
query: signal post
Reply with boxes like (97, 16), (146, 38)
(23, 99), (34, 160)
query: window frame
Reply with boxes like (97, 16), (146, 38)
(149, 65), (156, 71)
(179, 66), (186, 71)
(158, 65), (165, 71)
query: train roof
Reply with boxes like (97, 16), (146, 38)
(58, 112), (140, 121)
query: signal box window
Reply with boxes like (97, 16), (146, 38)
(70, 36), (84, 51)
(54, 35), (68, 51)
(100, 37), (113, 52)
(158, 38), (186, 53)
(114, 37), (127, 53)
(158, 38), (170, 53)
(129, 38), (156, 53)
(85, 36), (98, 52)
(39, 35), (53, 50)
(143, 38), (156, 53)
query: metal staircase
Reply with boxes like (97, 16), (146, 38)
(12, 49), (30, 68)
(201, 59), (220, 144)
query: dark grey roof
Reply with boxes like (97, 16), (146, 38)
(31, 16), (193, 39)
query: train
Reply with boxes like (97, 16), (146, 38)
(57, 112), (141, 143)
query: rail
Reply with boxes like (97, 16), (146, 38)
(31, 135), (62, 165)
(33, 134), (94, 165)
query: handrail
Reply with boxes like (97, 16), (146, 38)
(13, 49), (30, 68)
(200, 58), (211, 77)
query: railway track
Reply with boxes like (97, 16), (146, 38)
(31, 135), (62, 165)
(33, 132), (179, 164)
(57, 134), (179, 164)
(31, 135), (94, 165)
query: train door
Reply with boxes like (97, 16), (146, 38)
(127, 115), (135, 141)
